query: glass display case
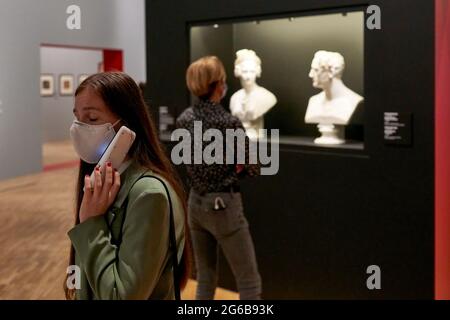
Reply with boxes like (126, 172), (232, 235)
(190, 10), (365, 149)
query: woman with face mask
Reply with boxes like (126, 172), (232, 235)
(176, 56), (262, 300)
(64, 72), (191, 300)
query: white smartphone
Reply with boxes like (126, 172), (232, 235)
(89, 126), (136, 188)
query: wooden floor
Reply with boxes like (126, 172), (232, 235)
(0, 141), (238, 300)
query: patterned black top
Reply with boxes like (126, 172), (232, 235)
(176, 99), (260, 195)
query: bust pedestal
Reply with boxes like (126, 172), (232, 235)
(305, 92), (363, 145)
(314, 124), (345, 145)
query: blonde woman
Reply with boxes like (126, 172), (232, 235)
(176, 56), (262, 300)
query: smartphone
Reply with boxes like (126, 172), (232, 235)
(89, 126), (136, 188)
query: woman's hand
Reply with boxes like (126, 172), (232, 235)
(79, 162), (121, 223)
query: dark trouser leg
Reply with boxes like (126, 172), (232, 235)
(190, 227), (219, 300)
(218, 227), (262, 300)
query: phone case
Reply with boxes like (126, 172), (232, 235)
(89, 126), (136, 188)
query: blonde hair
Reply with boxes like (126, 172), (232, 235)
(186, 56), (226, 98)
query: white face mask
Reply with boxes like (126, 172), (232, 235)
(70, 119), (121, 164)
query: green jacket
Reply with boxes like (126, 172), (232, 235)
(68, 161), (185, 300)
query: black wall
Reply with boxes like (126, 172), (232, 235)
(146, 0), (435, 299)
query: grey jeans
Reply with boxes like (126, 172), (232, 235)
(188, 189), (262, 300)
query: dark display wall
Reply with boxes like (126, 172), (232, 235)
(146, 0), (435, 299)
(191, 11), (364, 139)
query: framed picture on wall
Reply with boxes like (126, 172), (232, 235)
(78, 74), (89, 86)
(40, 74), (54, 97)
(59, 74), (74, 96)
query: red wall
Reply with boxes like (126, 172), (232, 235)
(435, 0), (450, 300)
(103, 49), (124, 72)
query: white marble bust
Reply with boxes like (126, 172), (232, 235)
(305, 50), (364, 145)
(230, 49), (277, 140)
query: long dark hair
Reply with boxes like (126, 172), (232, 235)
(64, 72), (191, 299)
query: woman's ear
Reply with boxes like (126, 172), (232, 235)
(113, 119), (123, 132)
(219, 81), (225, 92)
(210, 81), (224, 103)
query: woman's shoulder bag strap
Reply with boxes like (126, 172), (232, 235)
(117, 172), (181, 300)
